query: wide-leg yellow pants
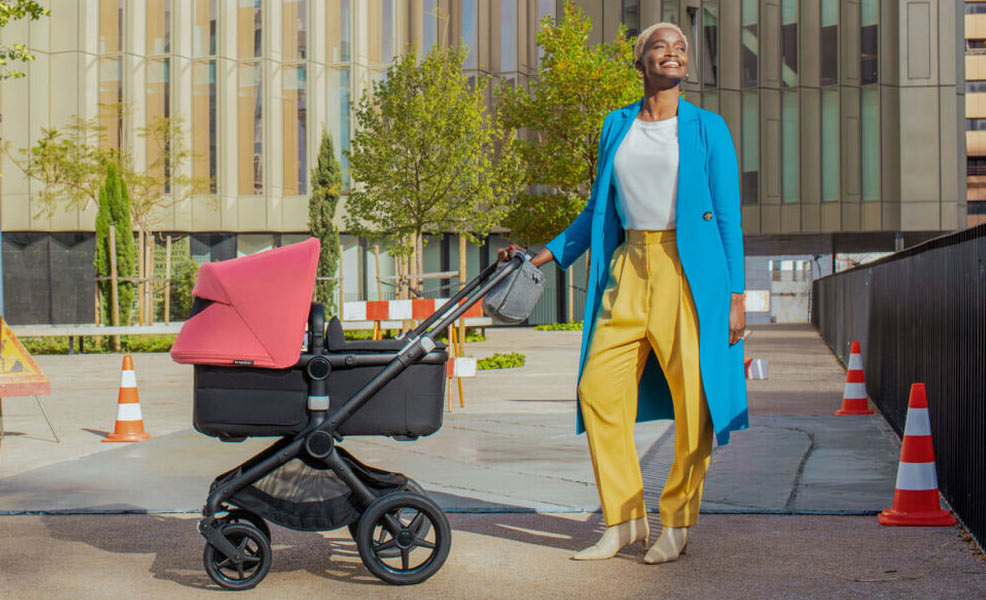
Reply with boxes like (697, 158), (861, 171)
(577, 230), (714, 527)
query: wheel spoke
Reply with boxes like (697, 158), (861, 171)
(237, 560), (245, 580)
(412, 537), (436, 550)
(381, 512), (402, 536)
(408, 510), (425, 532)
(374, 539), (399, 552)
(401, 547), (410, 571)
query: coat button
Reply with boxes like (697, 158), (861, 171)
(703, 212), (713, 221)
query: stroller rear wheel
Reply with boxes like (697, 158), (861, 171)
(355, 491), (451, 585)
(347, 478), (430, 544)
(223, 508), (272, 542)
(203, 522), (272, 590)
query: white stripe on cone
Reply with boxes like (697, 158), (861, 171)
(903, 408), (932, 436)
(843, 382), (867, 399)
(115, 402), (144, 422)
(848, 353), (863, 370)
(120, 370), (137, 388)
(894, 461), (939, 491)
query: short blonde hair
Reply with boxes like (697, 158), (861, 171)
(634, 22), (688, 62)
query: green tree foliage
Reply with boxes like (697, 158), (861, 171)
(168, 255), (199, 321)
(497, 1), (641, 246)
(94, 163), (136, 325)
(0, 1), (48, 80)
(345, 44), (522, 275)
(309, 131), (342, 314)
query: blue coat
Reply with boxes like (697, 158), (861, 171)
(544, 98), (748, 446)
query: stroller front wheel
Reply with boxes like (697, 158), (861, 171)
(355, 491), (451, 585)
(203, 522), (272, 590)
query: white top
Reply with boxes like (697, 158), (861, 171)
(612, 116), (679, 230)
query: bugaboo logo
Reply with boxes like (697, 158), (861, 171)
(232, 359), (254, 366)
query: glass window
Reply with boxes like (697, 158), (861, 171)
(283, 0), (306, 60)
(821, 88), (839, 202)
(686, 6), (699, 83)
(328, 68), (351, 188)
(499, 0), (516, 72)
(702, 1), (718, 87)
(325, 0), (350, 63)
(192, 60), (217, 193)
(423, 0), (437, 52)
(238, 63), (263, 195)
(742, 91), (758, 205)
(703, 90), (719, 113)
(238, 0), (262, 59)
(968, 81), (986, 93)
(283, 66), (307, 196)
(147, 0), (171, 55)
(99, 58), (123, 151)
(663, 3), (679, 23)
(237, 234), (273, 257)
(742, 0), (758, 88)
(369, 0), (395, 64)
(462, 0), (478, 69)
(968, 118), (986, 131)
(967, 2), (986, 15)
(146, 58), (171, 190)
(99, 0), (123, 54)
(782, 91), (798, 203)
(782, 0), (797, 87)
(192, 0), (217, 57)
(622, 0), (640, 39)
(820, 0), (838, 85)
(861, 87), (879, 202)
(861, 0), (878, 84)
(536, 0), (554, 66)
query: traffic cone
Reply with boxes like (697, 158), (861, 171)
(878, 383), (954, 527)
(102, 355), (152, 443)
(835, 341), (874, 415)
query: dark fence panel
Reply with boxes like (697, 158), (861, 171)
(3, 232), (96, 325)
(812, 224), (986, 548)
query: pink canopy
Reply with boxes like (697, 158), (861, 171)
(171, 238), (320, 369)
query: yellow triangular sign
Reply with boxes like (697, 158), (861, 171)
(0, 316), (50, 397)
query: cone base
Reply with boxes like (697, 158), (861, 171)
(102, 432), (152, 443)
(835, 407), (875, 415)
(878, 508), (955, 527)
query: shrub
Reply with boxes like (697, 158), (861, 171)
(534, 321), (583, 331)
(477, 352), (526, 370)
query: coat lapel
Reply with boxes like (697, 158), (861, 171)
(675, 98), (700, 215)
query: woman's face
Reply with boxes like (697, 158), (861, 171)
(637, 27), (689, 84)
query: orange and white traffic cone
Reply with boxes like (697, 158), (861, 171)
(878, 383), (954, 526)
(835, 341), (874, 415)
(102, 355), (152, 443)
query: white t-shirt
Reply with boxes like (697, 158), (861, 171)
(612, 116), (679, 231)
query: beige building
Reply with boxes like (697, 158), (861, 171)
(0, 1), (969, 324)
(966, 0), (986, 225)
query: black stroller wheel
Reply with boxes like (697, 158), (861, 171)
(223, 509), (272, 542)
(355, 491), (451, 585)
(348, 478), (430, 545)
(203, 522), (272, 590)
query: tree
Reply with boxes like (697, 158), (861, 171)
(309, 131), (342, 314)
(497, 1), (641, 246)
(0, 1), (48, 80)
(94, 163), (136, 327)
(344, 44), (522, 279)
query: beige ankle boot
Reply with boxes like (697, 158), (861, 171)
(571, 517), (650, 560)
(643, 526), (688, 564)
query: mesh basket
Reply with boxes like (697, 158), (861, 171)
(213, 446), (407, 532)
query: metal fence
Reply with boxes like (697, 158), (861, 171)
(812, 223), (986, 548)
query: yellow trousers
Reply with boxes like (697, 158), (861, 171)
(578, 230), (714, 527)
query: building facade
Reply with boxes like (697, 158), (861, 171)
(0, 1), (968, 325)
(966, 0), (986, 225)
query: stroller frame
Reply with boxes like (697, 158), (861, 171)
(197, 251), (527, 589)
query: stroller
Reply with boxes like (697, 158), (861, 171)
(170, 238), (541, 590)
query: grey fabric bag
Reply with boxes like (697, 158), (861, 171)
(482, 256), (545, 324)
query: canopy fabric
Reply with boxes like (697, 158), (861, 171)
(171, 238), (320, 369)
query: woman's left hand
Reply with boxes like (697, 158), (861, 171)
(729, 293), (746, 345)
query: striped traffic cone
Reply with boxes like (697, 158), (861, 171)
(878, 383), (954, 526)
(835, 341), (874, 415)
(102, 355), (152, 443)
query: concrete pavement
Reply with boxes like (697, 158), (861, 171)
(0, 324), (983, 598)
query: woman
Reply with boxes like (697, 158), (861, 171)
(500, 22), (747, 564)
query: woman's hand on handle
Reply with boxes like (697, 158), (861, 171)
(729, 293), (746, 345)
(496, 246), (554, 268)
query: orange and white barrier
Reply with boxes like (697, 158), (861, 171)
(835, 340), (874, 415)
(102, 355), (152, 443)
(878, 383), (954, 526)
(744, 358), (767, 380)
(343, 298), (484, 322)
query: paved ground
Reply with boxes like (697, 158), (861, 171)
(0, 324), (982, 598)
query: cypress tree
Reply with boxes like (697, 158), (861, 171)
(94, 163), (136, 325)
(309, 131), (342, 315)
